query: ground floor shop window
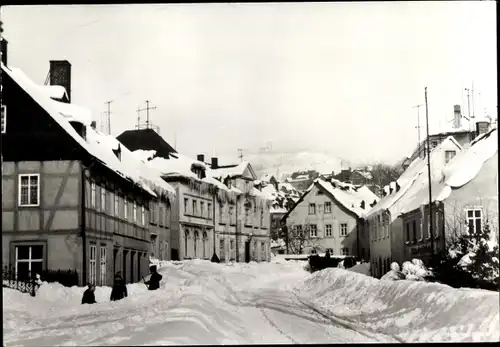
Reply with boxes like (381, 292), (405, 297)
(15, 245), (43, 281)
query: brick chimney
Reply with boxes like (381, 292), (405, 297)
(476, 120), (490, 136)
(197, 154), (205, 163)
(49, 60), (71, 103)
(211, 157), (218, 169)
(453, 105), (461, 129)
(1, 37), (7, 66)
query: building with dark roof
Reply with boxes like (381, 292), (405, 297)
(117, 128), (177, 160)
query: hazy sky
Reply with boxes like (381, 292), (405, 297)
(1, 2), (497, 165)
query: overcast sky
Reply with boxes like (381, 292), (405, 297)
(1, 2), (497, 165)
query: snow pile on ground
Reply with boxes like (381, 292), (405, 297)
(380, 259), (432, 282)
(295, 267), (500, 342)
(348, 262), (371, 276)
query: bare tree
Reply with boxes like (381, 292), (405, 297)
(283, 218), (322, 254)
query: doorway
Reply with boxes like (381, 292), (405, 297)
(245, 241), (250, 263)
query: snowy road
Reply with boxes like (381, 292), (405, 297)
(3, 260), (397, 346)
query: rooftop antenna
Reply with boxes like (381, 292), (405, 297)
(237, 149), (244, 162)
(136, 100), (160, 133)
(413, 104), (424, 156)
(136, 106), (141, 129)
(104, 100), (113, 135)
(465, 87), (472, 130)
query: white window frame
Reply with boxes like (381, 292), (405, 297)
(91, 182), (96, 208)
(141, 205), (145, 225)
(466, 208), (483, 234)
(89, 245), (97, 285)
(15, 245), (43, 279)
(100, 187), (106, 212)
(18, 174), (40, 207)
(340, 223), (348, 237)
(325, 224), (332, 237)
(324, 201), (332, 213)
(133, 201), (137, 222)
(341, 247), (349, 256)
(99, 246), (107, 286)
(124, 199), (128, 219)
(193, 200), (197, 216)
(308, 203), (316, 215)
(1, 105), (6, 134)
(309, 224), (318, 237)
(114, 195), (119, 217)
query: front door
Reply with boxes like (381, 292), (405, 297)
(245, 241), (250, 263)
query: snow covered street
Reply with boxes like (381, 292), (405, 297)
(3, 259), (499, 346)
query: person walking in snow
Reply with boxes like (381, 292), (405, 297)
(110, 272), (128, 301)
(324, 249), (331, 258)
(145, 265), (162, 291)
(81, 283), (97, 304)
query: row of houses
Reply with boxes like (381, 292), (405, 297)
(280, 104), (497, 279)
(0, 49), (272, 286)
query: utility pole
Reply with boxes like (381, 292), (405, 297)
(413, 104), (424, 157)
(424, 87), (434, 258)
(237, 149), (244, 162)
(104, 100), (113, 135)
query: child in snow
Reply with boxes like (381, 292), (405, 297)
(145, 265), (162, 290)
(81, 283), (97, 304)
(110, 272), (128, 301)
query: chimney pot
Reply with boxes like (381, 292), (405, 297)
(197, 154), (205, 162)
(211, 157), (218, 169)
(49, 60), (71, 103)
(1, 37), (7, 66)
(91, 121), (97, 129)
(453, 105), (461, 129)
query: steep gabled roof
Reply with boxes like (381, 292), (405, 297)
(2, 62), (175, 198)
(117, 128), (177, 160)
(210, 161), (257, 181)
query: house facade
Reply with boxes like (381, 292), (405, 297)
(1, 60), (174, 286)
(282, 178), (377, 258)
(399, 128), (498, 263)
(367, 135), (465, 277)
(211, 160), (272, 263)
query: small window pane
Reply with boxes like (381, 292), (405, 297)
(21, 176), (29, 185)
(475, 219), (482, 234)
(31, 246), (43, 259)
(474, 210), (481, 218)
(31, 261), (43, 277)
(468, 220), (474, 234)
(17, 262), (30, 280)
(468, 210), (474, 218)
(30, 186), (38, 204)
(17, 246), (30, 260)
(30, 176), (38, 186)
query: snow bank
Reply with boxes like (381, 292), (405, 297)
(348, 262), (371, 276)
(295, 268), (500, 342)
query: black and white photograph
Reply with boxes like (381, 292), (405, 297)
(0, 1), (498, 345)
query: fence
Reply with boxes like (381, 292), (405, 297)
(2, 265), (37, 297)
(2, 266), (80, 297)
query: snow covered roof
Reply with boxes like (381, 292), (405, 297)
(315, 178), (379, 218)
(2, 62), (174, 198)
(366, 136), (463, 221)
(211, 161), (257, 181)
(40, 85), (69, 101)
(352, 170), (373, 180)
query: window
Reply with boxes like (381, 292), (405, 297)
(100, 188), (106, 212)
(124, 199), (128, 219)
(194, 231), (199, 257)
(326, 248), (334, 254)
(200, 202), (205, 218)
(229, 206), (234, 223)
(133, 201), (137, 222)
(324, 202), (332, 213)
(219, 239), (225, 258)
(1, 105), (6, 133)
(18, 174), (40, 206)
(260, 208), (264, 226)
(253, 203), (257, 215)
(325, 224), (332, 237)
(219, 204), (223, 223)
(412, 220), (417, 242)
(296, 225), (303, 237)
(245, 208), (249, 225)
(445, 150), (456, 164)
(309, 203), (316, 215)
(341, 248), (349, 256)
(89, 245), (97, 285)
(419, 216), (424, 239)
(208, 203), (212, 219)
(184, 198), (189, 215)
(230, 240), (235, 250)
(149, 201), (156, 224)
(406, 222), (410, 242)
(15, 245), (43, 280)
(185, 229), (190, 255)
(466, 209), (482, 234)
(141, 206), (145, 225)
(340, 223), (348, 237)
(114, 195), (119, 217)
(309, 224), (317, 237)
(316, 190), (324, 195)
(193, 200), (197, 216)
(203, 232), (208, 258)
(261, 242), (265, 256)
(100, 246), (107, 286)
(91, 182), (96, 208)
(432, 141), (438, 149)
